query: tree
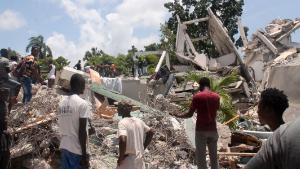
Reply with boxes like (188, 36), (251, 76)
(84, 48), (115, 67)
(114, 54), (132, 76)
(164, 0), (244, 58)
(144, 43), (161, 51)
(26, 35), (52, 59)
(83, 47), (104, 62)
(54, 56), (70, 71)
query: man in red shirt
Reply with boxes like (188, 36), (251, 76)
(172, 77), (220, 169)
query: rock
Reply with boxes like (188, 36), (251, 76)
(99, 127), (117, 136)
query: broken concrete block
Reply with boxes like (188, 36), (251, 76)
(273, 48), (297, 63)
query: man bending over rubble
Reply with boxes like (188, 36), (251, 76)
(117, 100), (154, 169)
(58, 74), (91, 169)
(244, 88), (300, 169)
(171, 77), (220, 169)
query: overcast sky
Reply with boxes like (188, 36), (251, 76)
(0, 0), (299, 64)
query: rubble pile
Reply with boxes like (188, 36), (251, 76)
(8, 87), (62, 168)
(244, 18), (300, 87)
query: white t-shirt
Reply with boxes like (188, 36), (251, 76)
(48, 64), (56, 79)
(118, 117), (151, 156)
(58, 94), (91, 155)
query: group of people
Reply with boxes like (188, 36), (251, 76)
(0, 46), (57, 168)
(57, 73), (154, 169)
(1, 46), (300, 169)
(74, 60), (117, 78)
(57, 74), (300, 169)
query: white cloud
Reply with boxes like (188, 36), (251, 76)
(0, 9), (26, 31)
(47, 0), (169, 64)
(46, 32), (78, 60)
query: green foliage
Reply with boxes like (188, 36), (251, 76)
(54, 56), (70, 71)
(147, 65), (156, 75)
(37, 56), (70, 80)
(114, 54), (133, 76)
(145, 54), (159, 65)
(164, 0), (244, 58)
(26, 35), (52, 59)
(84, 47), (115, 66)
(184, 71), (239, 128)
(144, 43), (161, 51)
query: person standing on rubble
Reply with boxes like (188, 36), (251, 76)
(244, 88), (299, 169)
(47, 60), (56, 88)
(117, 101), (154, 169)
(171, 77), (220, 169)
(58, 74), (91, 169)
(74, 60), (82, 71)
(15, 47), (40, 104)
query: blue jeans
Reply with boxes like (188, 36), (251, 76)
(21, 77), (32, 104)
(61, 149), (86, 169)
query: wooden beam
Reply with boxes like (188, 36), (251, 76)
(155, 51), (167, 72)
(11, 114), (56, 134)
(255, 31), (278, 55)
(218, 152), (256, 157)
(183, 17), (209, 25)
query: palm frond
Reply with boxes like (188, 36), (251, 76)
(217, 74), (239, 88)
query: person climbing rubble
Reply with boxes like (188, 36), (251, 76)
(14, 46), (41, 104)
(117, 100), (154, 169)
(244, 88), (300, 169)
(171, 77), (220, 169)
(58, 74), (92, 169)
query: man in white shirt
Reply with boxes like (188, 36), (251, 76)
(48, 60), (56, 88)
(58, 74), (91, 169)
(117, 101), (154, 169)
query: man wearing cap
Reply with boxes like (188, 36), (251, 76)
(117, 101), (154, 169)
(16, 47), (41, 104)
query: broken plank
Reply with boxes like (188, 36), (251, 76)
(12, 114), (56, 134)
(255, 31), (278, 54)
(11, 143), (33, 159)
(183, 17), (209, 25)
(218, 152), (256, 157)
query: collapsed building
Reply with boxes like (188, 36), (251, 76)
(7, 7), (300, 169)
(244, 18), (300, 122)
